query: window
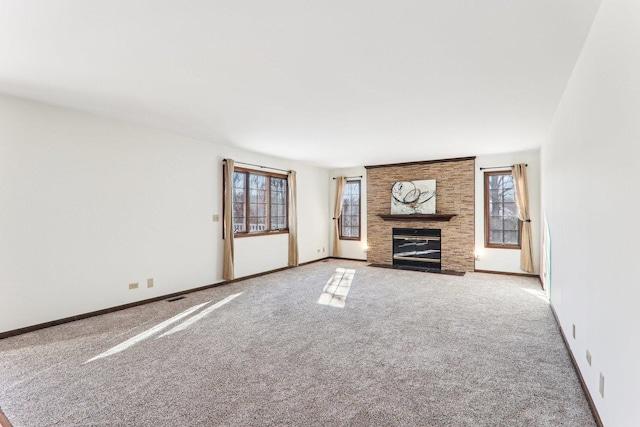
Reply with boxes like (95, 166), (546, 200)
(484, 171), (520, 248)
(230, 168), (288, 236)
(340, 180), (361, 240)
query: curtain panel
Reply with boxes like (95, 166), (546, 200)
(511, 163), (534, 273)
(332, 177), (347, 257)
(223, 159), (235, 280)
(288, 171), (299, 267)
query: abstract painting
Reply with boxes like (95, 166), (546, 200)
(391, 179), (436, 214)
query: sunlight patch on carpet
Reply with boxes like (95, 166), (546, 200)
(85, 293), (243, 363)
(521, 288), (548, 303)
(318, 268), (355, 308)
(160, 293), (243, 337)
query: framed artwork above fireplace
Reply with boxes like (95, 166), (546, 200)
(391, 179), (436, 214)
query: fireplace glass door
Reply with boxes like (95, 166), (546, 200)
(392, 228), (441, 270)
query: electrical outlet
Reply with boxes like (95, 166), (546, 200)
(317, 248), (321, 253)
(322, 247), (325, 252)
(147, 278), (154, 288)
(599, 373), (605, 398)
(572, 324), (576, 339)
(129, 282), (138, 290)
(212, 214), (219, 222)
(586, 350), (592, 366)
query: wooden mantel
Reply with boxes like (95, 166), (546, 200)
(378, 214), (456, 221)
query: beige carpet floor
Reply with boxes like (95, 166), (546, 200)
(0, 260), (595, 426)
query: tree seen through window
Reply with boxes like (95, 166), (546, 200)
(340, 180), (361, 240)
(231, 169), (287, 235)
(485, 171), (520, 248)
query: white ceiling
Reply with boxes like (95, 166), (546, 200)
(0, 0), (601, 168)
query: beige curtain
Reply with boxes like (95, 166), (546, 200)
(288, 171), (299, 266)
(512, 163), (534, 273)
(223, 159), (235, 280)
(333, 177), (347, 257)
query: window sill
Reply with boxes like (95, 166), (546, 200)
(339, 237), (361, 241)
(485, 244), (521, 250)
(234, 230), (289, 238)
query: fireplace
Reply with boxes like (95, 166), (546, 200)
(392, 228), (441, 271)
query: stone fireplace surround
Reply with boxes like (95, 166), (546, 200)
(366, 157), (475, 273)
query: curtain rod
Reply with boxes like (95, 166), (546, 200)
(223, 159), (290, 173)
(332, 175), (363, 180)
(479, 164), (528, 171)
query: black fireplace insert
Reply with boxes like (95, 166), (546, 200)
(392, 228), (441, 271)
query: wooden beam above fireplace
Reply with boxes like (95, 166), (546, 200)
(378, 214), (456, 221)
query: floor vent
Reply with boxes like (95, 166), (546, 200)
(167, 296), (186, 302)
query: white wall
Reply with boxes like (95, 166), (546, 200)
(0, 95), (329, 334)
(542, 0), (640, 425)
(328, 167), (368, 260)
(474, 150), (541, 274)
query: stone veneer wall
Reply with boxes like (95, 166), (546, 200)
(366, 157), (475, 272)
